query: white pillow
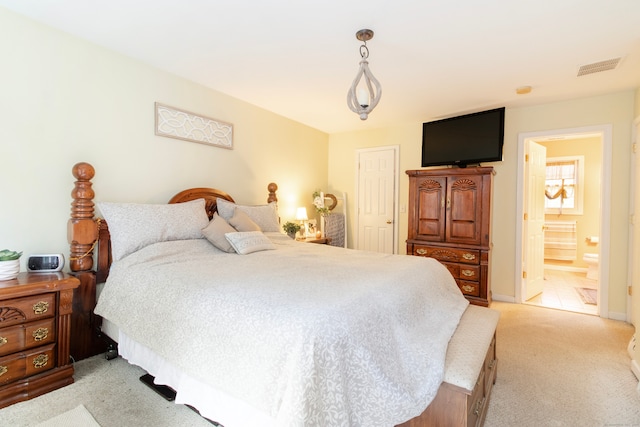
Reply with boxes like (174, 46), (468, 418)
(225, 231), (276, 255)
(202, 213), (237, 253)
(98, 198), (209, 261)
(216, 198), (280, 232)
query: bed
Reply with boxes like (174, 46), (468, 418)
(67, 162), (499, 427)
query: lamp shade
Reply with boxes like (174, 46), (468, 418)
(295, 207), (308, 221)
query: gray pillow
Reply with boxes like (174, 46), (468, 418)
(98, 198), (209, 261)
(216, 198), (280, 232)
(228, 208), (261, 232)
(202, 213), (237, 253)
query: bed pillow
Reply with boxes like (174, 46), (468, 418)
(202, 213), (237, 253)
(216, 198), (280, 232)
(98, 198), (209, 261)
(228, 208), (261, 232)
(225, 231), (276, 255)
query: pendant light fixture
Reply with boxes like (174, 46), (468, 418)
(347, 29), (382, 120)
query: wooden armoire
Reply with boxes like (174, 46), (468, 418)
(406, 167), (494, 306)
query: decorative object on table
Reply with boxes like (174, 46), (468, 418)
(295, 207), (309, 239)
(282, 221), (301, 239)
(347, 29), (382, 121)
(27, 253), (65, 272)
(0, 249), (22, 281)
(155, 102), (233, 149)
(312, 191), (337, 215)
(313, 190), (348, 248)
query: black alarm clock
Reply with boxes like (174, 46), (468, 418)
(27, 254), (65, 272)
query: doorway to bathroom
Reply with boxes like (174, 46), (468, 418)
(516, 125), (612, 317)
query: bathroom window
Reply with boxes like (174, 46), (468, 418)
(545, 156), (584, 215)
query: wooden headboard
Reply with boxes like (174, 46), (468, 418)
(66, 161), (278, 360)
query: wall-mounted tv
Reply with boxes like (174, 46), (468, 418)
(421, 107), (505, 168)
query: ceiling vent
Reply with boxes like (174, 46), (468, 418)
(577, 58), (621, 76)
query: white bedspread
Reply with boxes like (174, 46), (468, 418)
(95, 233), (468, 426)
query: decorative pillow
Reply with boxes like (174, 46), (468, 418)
(98, 198), (209, 261)
(202, 213), (237, 253)
(216, 198), (280, 232)
(225, 231), (276, 255)
(228, 208), (261, 232)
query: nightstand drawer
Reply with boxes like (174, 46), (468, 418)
(0, 319), (56, 357)
(0, 344), (56, 385)
(0, 294), (56, 327)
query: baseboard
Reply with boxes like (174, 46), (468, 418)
(544, 265), (588, 274)
(608, 311), (627, 321)
(630, 360), (640, 396)
(491, 294), (515, 303)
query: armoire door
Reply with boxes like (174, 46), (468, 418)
(446, 174), (484, 245)
(413, 176), (446, 241)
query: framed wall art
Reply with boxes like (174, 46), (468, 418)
(154, 102), (233, 149)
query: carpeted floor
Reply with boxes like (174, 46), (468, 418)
(1, 301), (639, 427)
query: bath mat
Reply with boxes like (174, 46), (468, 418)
(576, 287), (597, 305)
(35, 404), (100, 427)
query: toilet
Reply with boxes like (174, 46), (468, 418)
(583, 253), (599, 281)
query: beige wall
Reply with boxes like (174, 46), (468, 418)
(329, 91), (636, 318)
(0, 8), (329, 269)
(541, 136), (601, 270)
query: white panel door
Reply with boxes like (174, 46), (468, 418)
(357, 148), (396, 253)
(524, 140), (547, 300)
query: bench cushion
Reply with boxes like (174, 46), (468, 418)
(443, 305), (500, 391)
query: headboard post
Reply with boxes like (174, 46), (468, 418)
(67, 162), (108, 361)
(68, 162), (98, 272)
(267, 182), (278, 203)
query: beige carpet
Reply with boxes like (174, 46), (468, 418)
(484, 302), (640, 427)
(34, 404), (100, 427)
(0, 301), (639, 427)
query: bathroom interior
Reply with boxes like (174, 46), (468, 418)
(525, 134), (602, 315)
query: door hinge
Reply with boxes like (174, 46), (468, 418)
(524, 213), (528, 221)
(522, 271), (527, 279)
(525, 154), (529, 162)
(633, 143), (637, 154)
(629, 286), (633, 296)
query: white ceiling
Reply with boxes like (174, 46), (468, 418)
(2, 0), (639, 134)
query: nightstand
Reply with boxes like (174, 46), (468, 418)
(0, 272), (80, 408)
(300, 237), (331, 244)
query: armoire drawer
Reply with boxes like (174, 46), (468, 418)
(0, 318), (57, 357)
(413, 245), (480, 265)
(458, 280), (480, 297)
(443, 263), (480, 282)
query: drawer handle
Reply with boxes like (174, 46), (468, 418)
(33, 327), (49, 342)
(33, 354), (49, 369)
(461, 284), (475, 293)
(0, 365), (7, 377)
(33, 301), (49, 315)
(416, 248), (427, 255)
(0, 336), (7, 347)
(461, 269), (475, 277)
(474, 397), (486, 416)
(462, 253), (476, 261)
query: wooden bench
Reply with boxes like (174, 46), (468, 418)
(399, 305), (500, 427)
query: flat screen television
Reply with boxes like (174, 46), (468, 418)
(421, 107), (505, 168)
